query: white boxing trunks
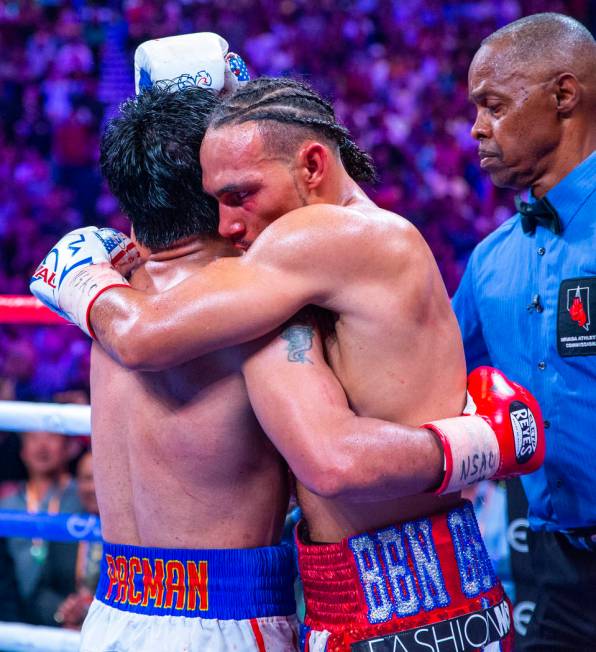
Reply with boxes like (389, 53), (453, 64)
(80, 541), (298, 651)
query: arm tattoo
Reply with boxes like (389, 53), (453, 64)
(281, 325), (314, 364)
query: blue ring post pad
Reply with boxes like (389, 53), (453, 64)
(97, 541), (296, 619)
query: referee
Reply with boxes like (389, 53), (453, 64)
(453, 13), (596, 651)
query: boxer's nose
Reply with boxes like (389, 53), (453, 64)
(218, 207), (246, 242)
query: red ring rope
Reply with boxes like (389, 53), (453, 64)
(0, 296), (66, 325)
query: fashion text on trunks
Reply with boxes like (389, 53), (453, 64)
(351, 599), (511, 651)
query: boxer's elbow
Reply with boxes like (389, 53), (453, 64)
(298, 448), (360, 499)
(111, 335), (150, 371)
(113, 327), (171, 371)
(300, 467), (346, 499)
(290, 417), (366, 499)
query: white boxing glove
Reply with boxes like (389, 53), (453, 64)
(134, 31), (249, 95)
(29, 227), (140, 338)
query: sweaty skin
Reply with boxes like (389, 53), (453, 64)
(91, 239), (290, 548)
(91, 125), (467, 541)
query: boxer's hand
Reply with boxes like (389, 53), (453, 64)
(134, 32), (249, 95)
(468, 366), (545, 478)
(29, 227), (140, 337)
(423, 366), (545, 495)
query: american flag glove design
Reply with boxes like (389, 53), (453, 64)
(224, 52), (250, 92)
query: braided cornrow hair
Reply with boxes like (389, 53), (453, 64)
(209, 77), (377, 183)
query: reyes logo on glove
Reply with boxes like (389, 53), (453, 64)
(509, 401), (538, 464)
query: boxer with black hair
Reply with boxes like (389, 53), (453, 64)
(100, 86), (220, 248)
(73, 41), (512, 652)
(34, 72), (545, 652)
(209, 76), (376, 184)
(73, 34), (299, 652)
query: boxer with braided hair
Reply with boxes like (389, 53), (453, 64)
(210, 77), (376, 183)
(35, 73), (546, 650)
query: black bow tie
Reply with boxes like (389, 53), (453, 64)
(515, 195), (562, 235)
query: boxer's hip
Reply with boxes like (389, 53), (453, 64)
(81, 541), (298, 651)
(296, 500), (513, 652)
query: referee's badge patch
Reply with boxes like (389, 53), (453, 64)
(557, 277), (596, 357)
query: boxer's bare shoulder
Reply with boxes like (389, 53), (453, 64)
(247, 200), (423, 273)
(238, 200), (436, 325)
(87, 197), (455, 382)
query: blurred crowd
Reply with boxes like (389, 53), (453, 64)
(1, 0), (594, 631)
(1, 0), (594, 401)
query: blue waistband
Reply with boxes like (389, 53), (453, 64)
(96, 541), (296, 619)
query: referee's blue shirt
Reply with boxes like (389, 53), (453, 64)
(452, 151), (596, 532)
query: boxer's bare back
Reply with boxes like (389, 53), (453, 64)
(91, 240), (289, 548)
(91, 122), (467, 542)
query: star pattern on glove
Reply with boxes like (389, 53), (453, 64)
(226, 52), (250, 81)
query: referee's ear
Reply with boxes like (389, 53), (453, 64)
(554, 72), (581, 116)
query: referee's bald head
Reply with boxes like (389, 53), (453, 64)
(468, 13), (595, 192)
(477, 13), (596, 88)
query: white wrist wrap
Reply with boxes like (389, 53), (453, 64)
(59, 264), (129, 338)
(425, 416), (500, 495)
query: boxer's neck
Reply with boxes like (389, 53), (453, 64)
(145, 236), (238, 263)
(306, 158), (375, 211)
(129, 235), (239, 292)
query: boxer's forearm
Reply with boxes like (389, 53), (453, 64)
(288, 414), (444, 501)
(91, 258), (313, 370)
(90, 287), (189, 370)
(92, 287), (278, 370)
(244, 322), (446, 500)
(308, 419), (445, 501)
(91, 288), (150, 368)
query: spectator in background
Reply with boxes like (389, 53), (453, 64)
(0, 430), (80, 624)
(36, 450), (101, 629)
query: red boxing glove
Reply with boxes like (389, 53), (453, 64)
(423, 367), (545, 495)
(468, 366), (545, 477)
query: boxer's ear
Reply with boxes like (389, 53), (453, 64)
(297, 142), (328, 191)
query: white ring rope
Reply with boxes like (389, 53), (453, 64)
(0, 622), (80, 652)
(0, 401), (90, 435)
(0, 402), (93, 650)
